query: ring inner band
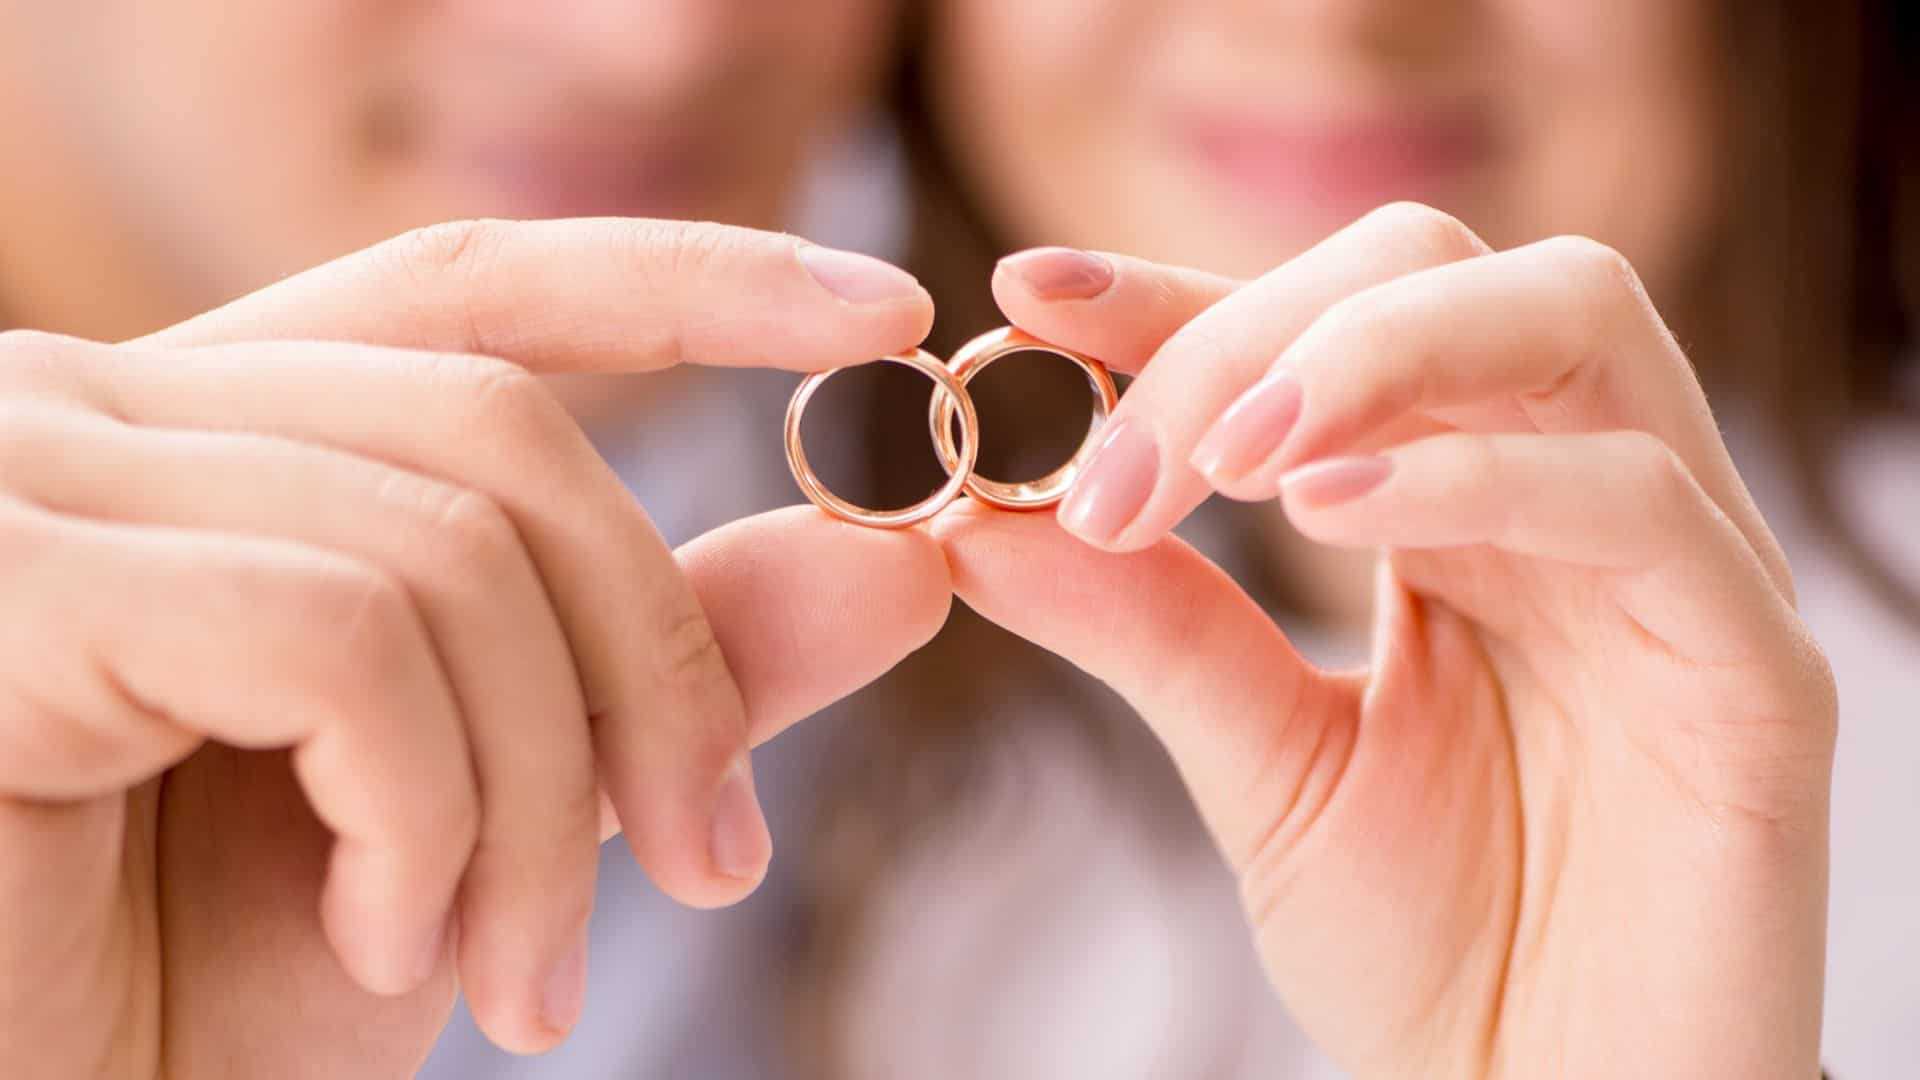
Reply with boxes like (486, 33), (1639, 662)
(785, 349), (981, 529)
(928, 327), (1120, 510)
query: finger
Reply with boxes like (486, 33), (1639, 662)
(1046, 202), (1492, 551)
(1279, 431), (1801, 671)
(578, 507), (954, 846)
(137, 218), (934, 374)
(0, 796), (131, 1079)
(990, 247), (1240, 373)
(0, 499), (473, 997)
(61, 339), (767, 911)
(927, 500), (1351, 876)
(676, 506), (955, 746)
(1195, 235), (1793, 597)
(0, 404), (595, 1051)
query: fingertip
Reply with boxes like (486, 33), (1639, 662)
(993, 247), (1117, 304)
(680, 507), (953, 741)
(319, 869), (451, 999)
(709, 756), (772, 885)
(796, 243), (927, 306)
(794, 241), (935, 358)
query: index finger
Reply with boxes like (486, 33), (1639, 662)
(139, 218), (935, 372)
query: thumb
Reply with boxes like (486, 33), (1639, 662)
(680, 506), (954, 747)
(926, 500), (1348, 874)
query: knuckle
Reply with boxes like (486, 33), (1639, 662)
(1541, 234), (1644, 299)
(0, 330), (82, 397)
(1305, 284), (1415, 373)
(634, 218), (747, 280)
(0, 399), (50, 470)
(0, 496), (53, 567)
(387, 218), (513, 285)
(651, 601), (729, 690)
(1451, 432), (1504, 483)
(1619, 430), (1694, 504)
(312, 563), (426, 684)
(425, 488), (524, 579)
(374, 469), (527, 581)
(423, 351), (574, 452)
(1362, 201), (1486, 262)
(0, 401), (101, 484)
(0, 328), (76, 360)
(464, 359), (567, 439)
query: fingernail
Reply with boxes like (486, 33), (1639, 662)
(997, 247), (1115, 300)
(1190, 372), (1304, 481)
(1058, 417), (1159, 545)
(710, 757), (771, 882)
(798, 244), (925, 303)
(543, 931), (589, 1035)
(1281, 456), (1393, 507)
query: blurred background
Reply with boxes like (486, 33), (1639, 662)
(1, 2), (1914, 1077)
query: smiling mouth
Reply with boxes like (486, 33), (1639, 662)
(1174, 108), (1493, 216)
(436, 134), (724, 220)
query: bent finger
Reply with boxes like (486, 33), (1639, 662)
(927, 500), (1349, 875)
(0, 501), (473, 997)
(1280, 431), (1800, 671)
(64, 339), (762, 909)
(1047, 202), (1492, 551)
(991, 248), (1240, 374)
(1199, 236), (1791, 597)
(0, 406), (595, 1051)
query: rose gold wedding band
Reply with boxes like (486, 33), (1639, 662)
(928, 326), (1120, 511)
(785, 348), (981, 529)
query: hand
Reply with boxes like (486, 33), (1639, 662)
(0, 220), (952, 1077)
(936, 204), (1835, 1079)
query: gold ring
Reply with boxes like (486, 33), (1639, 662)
(928, 327), (1119, 511)
(784, 348), (980, 529)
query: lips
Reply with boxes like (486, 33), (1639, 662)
(1174, 107), (1492, 218)
(441, 132), (719, 219)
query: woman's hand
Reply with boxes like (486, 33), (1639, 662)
(936, 203), (1835, 1079)
(0, 219), (952, 1077)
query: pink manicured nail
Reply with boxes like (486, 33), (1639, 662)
(1281, 456), (1392, 507)
(1190, 372), (1303, 481)
(710, 757), (771, 882)
(798, 244), (925, 303)
(997, 247), (1115, 300)
(543, 932), (589, 1035)
(1058, 417), (1159, 544)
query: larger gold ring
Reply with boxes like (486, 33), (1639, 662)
(928, 327), (1119, 510)
(784, 348), (980, 529)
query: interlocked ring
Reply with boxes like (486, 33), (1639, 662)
(928, 327), (1120, 510)
(784, 329), (1117, 527)
(784, 348), (979, 529)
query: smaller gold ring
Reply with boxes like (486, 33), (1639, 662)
(785, 349), (981, 529)
(928, 327), (1120, 510)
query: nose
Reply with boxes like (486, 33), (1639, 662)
(462, 0), (752, 101)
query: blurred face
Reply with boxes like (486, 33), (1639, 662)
(0, 0), (896, 330)
(927, 0), (1724, 295)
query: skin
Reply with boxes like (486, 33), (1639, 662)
(0, 0), (895, 338)
(0, 1), (914, 1074)
(0, 220), (951, 1075)
(923, 2), (1836, 1077)
(0, 1), (1838, 1078)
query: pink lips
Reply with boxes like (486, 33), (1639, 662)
(1175, 108), (1491, 219)
(432, 128), (722, 220)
